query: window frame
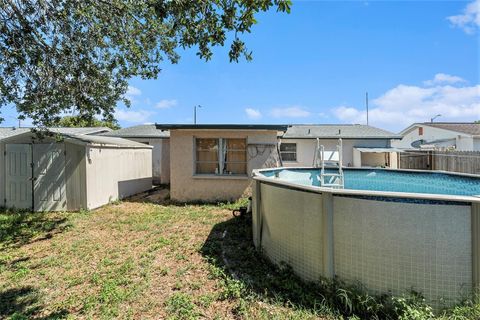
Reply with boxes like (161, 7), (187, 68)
(194, 137), (248, 176)
(279, 142), (297, 162)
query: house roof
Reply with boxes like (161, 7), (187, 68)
(423, 122), (480, 136)
(155, 124), (289, 131)
(0, 127), (111, 140)
(101, 124), (169, 138)
(282, 124), (401, 139)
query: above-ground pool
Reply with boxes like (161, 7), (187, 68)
(261, 168), (480, 198)
(252, 167), (480, 307)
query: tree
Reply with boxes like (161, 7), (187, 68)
(0, 0), (291, 127)
(55, 115), (120, 130)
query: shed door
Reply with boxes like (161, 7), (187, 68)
(33, 143), (66, 211)
(5, 144), (32, 209)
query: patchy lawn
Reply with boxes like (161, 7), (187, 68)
(0, 198), (479, 319)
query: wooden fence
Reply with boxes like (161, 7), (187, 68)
(399, 150), (480, 175)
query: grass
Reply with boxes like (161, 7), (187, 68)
(0, 198), (478, 319)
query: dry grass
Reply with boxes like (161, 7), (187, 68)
(0, 200), (331, 320)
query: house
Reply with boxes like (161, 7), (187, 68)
(393, 122), (480, 151)
(156, 124), (288, 202)
(279, 124), (402, 168)
(101, 124), (170, 184)
(0, 130), (152, 211)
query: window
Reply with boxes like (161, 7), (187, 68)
(418, 127), (423, 136)
(195, 138), (247, 175)
(280, 143), (297, 161)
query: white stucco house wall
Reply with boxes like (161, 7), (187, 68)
(279, 125), (402, 168)
(393, 122), (480, 151)
(101, 124), (170, 184)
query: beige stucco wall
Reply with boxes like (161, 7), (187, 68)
(85, 147), (152, 209)
(169, 129), (278, 202)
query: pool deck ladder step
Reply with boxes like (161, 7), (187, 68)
(314, 138), (344, 189)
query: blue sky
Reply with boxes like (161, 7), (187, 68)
(3, 0), (480, 132)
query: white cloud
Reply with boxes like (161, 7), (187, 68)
(126, 86), (142, 96)
(447, 0), (480, 34)
(423, 73), (466, 86)
(245, 108), (262, 120)
(332, 75), (480, 131)
(115, 109), (154, 124)
(155, 99), (177, 109)
(270, 106), (311, 118)
(124, 86), (142, 105)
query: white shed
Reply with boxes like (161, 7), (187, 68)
(101, 125), (170, 184)
(0, 131), (152, 211)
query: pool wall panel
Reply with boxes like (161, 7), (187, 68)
(333, 197), (471, 304)
(257, 183), (325, 281)
(473, 203), (480, 292)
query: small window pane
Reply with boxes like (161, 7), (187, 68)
(281, 153), (296, 161)
(225, 162), (247, 175)
(196, 162), (218, 174)
(196, 138), (218, 174)
(280, 143), (297, 161)
(225, 139), (247, 174)
(280, 143), (296, 152)
(226, 139), (246, 150)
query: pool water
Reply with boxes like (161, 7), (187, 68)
(261, 168), (480, 197)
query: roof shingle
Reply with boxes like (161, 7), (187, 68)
(282, 124), (401, 139)
(101, 124), (169, 138)
(424, 123), (480, 136)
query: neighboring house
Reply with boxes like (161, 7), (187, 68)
(101, 124), (170, 184)
(0, 131), (152, 211)
(279, 124), (402, 168)
(156, 124), (288, 202)
(393, 122), (480, 151)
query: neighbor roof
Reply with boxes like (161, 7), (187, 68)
(101, 124), (169, 138)
(423, 122), (480, 136)
(155, 124), (289, 131)
(282, 124), (401, 139)
(0, 127), (111, 140)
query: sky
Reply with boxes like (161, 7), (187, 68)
(3, 0), (480, 132)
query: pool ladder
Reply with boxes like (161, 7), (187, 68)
(314, 138), (344, 189)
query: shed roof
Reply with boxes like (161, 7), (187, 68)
(101, 124), (169, 138)
(155, 124), (289, 131)
(1, 130), (150, 149)
(282, 124), (401, 139)
(0, 127), (111, 140)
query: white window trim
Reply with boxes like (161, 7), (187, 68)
(194, 137), (248, 176)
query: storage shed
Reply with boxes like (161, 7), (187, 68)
(0, 131), (152, 211)
(101, 124), (170, 184)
